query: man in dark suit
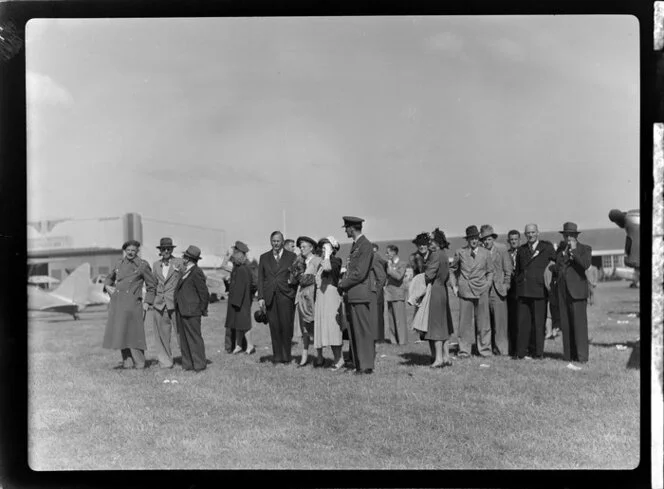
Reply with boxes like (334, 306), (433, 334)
(257, 231), (297, 364)
(337, 216), (375, 374)
(514, 223), (555, 360)
(370, 243), (388, 344)
(555, 222), (592, 363)
(174, 245), (210, 372)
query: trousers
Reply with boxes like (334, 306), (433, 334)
(516, 297), (548, 358)
(385, 300), (408, 345)
(150, 307), (178, 368)
(489, 292), (508, 355)
(267, 292), (295, 363)
(176, 313), (207, 371)
(347, 302), (374, 370)
(458, 292), (491, 356)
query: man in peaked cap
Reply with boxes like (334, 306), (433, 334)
(174, 245), (210, 372)
(449, 225), (495, 358)
(514, 223), (556, 360)
(554, 222), (592, 364)
(225, 241), (257, 355)
(337, 216), (376, 374)
(149, 237), (184, 368)
(480, 225), (513, 356)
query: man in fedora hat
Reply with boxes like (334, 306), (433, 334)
(337, 216), (375, 374)
(480, 225), (513, 356)
(174, 245), (210, 372)
(514, 224), (556, 360)
(449, 225), (494, 358)
(554, 222), (592, 364)
(257, 231), (298, 364)
(149, 237), (184, 368)
(224, 241), (256, 355)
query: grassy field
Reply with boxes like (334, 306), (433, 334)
(28, 281), (640, 470)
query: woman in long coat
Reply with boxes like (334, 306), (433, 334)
(313, 236), (344, 370)
(424, 228), (454, 368)
(103, 240), (157, 369)
(290, 236), (322, 367)
(224, 242), (255, 354)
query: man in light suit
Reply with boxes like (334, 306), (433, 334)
(384, 244), (408, 345)
(257, 231), (297, 364)
(514, 223), (556, 360)
(174, 245), (210, 372)
(480, 225), (513, 356)
(338, 216), (375, 374)
(149, 237), (184, 368)
(449, 225), (494, 358)
(370, 243), (388, 343)
(555, 222), (592, 363)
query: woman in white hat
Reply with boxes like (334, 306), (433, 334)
(313, 236), (345, 370)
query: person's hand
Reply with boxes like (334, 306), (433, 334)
(568, 237), (577, 250)
(258, 299), (266, 312)
(105, 285), (116, 295)
(142, 302), (151, 311)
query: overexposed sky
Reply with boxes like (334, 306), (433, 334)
(26, 15), (640, 251)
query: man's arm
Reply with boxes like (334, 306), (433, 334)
(193, 268), (210, 316)
(448, 251), (460, 290)
(502, 249), (513, 291)
(141, 262), (157, 305)
(570, 244), (592, 271)
(257, 256), (265, 301)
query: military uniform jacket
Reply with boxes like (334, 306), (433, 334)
(152, 257), (184, 311)
(555, 242), (592, 300)
(338, 235), (374, 304)
(514, 240), (556, 299)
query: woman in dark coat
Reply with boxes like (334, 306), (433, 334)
(224, 242), (256, 354)
(424, 228), (454, 368)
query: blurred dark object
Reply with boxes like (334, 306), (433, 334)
(608, 209), (640, 270)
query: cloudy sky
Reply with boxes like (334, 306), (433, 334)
(26, 15), (639, 254)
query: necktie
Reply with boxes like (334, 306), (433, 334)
(471, 249), (476, 259)
(274, 253), (280, 263)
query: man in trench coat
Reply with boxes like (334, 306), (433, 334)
(103, 240), (157, 369)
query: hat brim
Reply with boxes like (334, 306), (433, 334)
(559, 230), (581, 235)
(480, 234), (498, 240)
(183, 253), (201, 261)
(157, 245), (176, 249)
(465, 234), (480, 239)
(296, 237), (317, 248)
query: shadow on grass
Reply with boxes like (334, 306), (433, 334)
(399, 352), (433, 366)
(590, 340), (640, 369)
(543, 351), (566, 361)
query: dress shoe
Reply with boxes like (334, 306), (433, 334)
(245, 346), (256, 355)
(354, 368), (373, 375)
(330, 359), (345, 371)
(232, 346), (243, 354)
(313, 358), (325, 368)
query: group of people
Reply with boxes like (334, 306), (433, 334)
(101, 216), (594, 374)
